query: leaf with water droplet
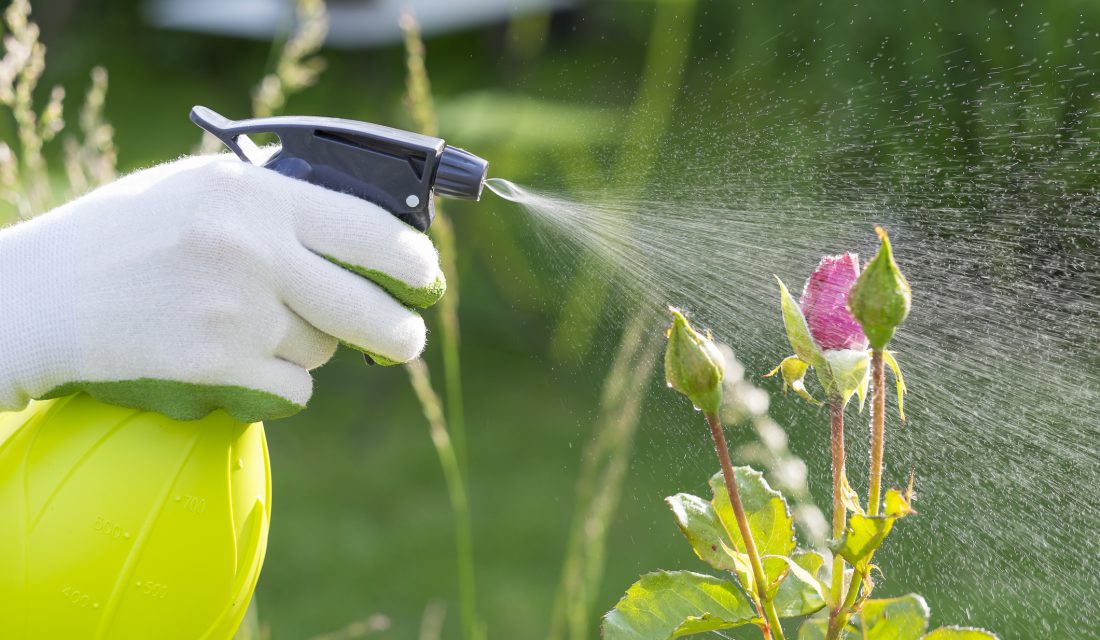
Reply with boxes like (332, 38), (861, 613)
(666, 492), (737, 573)
(601, 570), (759, 640)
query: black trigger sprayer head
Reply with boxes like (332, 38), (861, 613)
(190, 106), (490, 367)
(189, 105), (489, 233)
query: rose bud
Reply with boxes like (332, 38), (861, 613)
(665, 307), (725, 414)
(800, 252), (868, 352)
(848, 227), (911, 350)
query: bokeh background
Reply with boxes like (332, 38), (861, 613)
(7, 0), (1100, 637)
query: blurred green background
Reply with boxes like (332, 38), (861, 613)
(12, 0), (1100, 637)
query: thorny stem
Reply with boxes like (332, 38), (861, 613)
(828, 571), (863, 639)
(867, 350), (887, 516)
(706, 412), (786, 640)
(827, 351), (887, 639)
(827, 398), (847, 614)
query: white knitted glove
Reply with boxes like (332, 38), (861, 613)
(0, 154), (445, 422)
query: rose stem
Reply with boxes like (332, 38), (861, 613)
(827, 349), (887, 639)
(706, 412), (786, 640)
(866, 349), (886, 516)
(827, 397), (847, 611)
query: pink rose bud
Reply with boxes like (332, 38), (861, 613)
(800, 253), (868, 352)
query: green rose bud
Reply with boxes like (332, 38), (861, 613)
(664, 307), (725, 414)
(848, 226), (911, 349)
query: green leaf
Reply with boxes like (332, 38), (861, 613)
(822, 348), (870, 407)
(855, 365), (870, 412)
(834, 486), (915, 574)
(666, 493), (736, 572)
(710, 467), (796, 561)
(832, 513), (895, 573)
(776, 277), (826, 369)
(764, 551), (828, 618)
(797, 609), (839, 640)
(840, 474), (865, 516)
(765, 356), (822, 405)
(857, 594), (930, 640)
(883, 351), (907, 421)
(792, 549), (828, 583)
(801, 598), (935, 640)
(884, 487), (916, 518)
(601, 571), (759, 640)
(921, 628), (1000, 640)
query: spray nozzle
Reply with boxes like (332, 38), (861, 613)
(190, 105), (489, 232)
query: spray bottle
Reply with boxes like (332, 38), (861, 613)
(0, 107), (489, 639)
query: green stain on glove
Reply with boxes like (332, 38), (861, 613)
(40, 379), (303, 423)
(322, 254), (446, 309)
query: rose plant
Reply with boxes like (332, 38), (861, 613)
(602, 228), (998, 640)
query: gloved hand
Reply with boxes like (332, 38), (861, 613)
(0, 154), (445, 422)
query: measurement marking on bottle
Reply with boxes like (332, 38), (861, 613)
(181, 494), (206, 514)
(134, 579), (169, 599)
(93, 515), (124, 540)
(61, 586), (98, 609)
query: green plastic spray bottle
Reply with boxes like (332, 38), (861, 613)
(0, 394), (270, 638)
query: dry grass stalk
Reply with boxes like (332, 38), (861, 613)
(399, 9), (468, 468)
(251, 0), (328, 119)
(63, 66), (117, 197)
(548, 311), (662, 640)
(0, 0), (64, 218)
(417, 600), (447, 640)
(307, 613), (391, 640)
(399, 15), (482, 640)
(197, 0), (330, 154)
(405, 359), (483, 640)
(0, 0), (117, 226)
